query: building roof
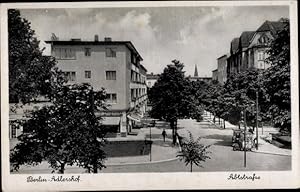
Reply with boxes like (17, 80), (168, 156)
(256, 20), (287, 33)
(230, 38), (240, 54)
(146, 73), (159, 79)
(189, 76), (212, 80)
(139, 64), (148, 73)
(45, 40), (143, 60)
(217, 54), (228, 60)
(239, 31), (256, 48)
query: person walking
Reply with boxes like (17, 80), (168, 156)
(162, 129), (167, 142)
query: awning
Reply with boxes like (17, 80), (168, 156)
(101, 117), (120, 125)
(127, 114), (141, 122)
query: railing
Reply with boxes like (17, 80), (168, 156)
(131, 94), (148, 107)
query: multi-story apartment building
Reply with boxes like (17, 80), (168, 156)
(9, 36), (148, 139)
(45, 36), (147, 136)
(217, 54), (228, 85)
(226, 19), (288, 78)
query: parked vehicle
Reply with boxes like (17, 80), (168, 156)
(232, 130), (254, 151)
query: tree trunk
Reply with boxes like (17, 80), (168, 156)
(93, 165), (98, 173)
(190, 162), (193, 172)
(218, 117), (221, 125)
(175, 119), (178, 141)
(224, 119), (226, 129)
(59, 163), (65, 174)
(92, 157), (98, 173)
(170, 121), (176, 145)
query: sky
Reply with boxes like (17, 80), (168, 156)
(20, 6), (289, 77)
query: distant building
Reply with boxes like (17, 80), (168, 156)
(188, 65), (212, 83)
(212, 69), (218, 81)
(146, 73), (159, 88)
(194, 64), (199, 77)
(217, 54), (228, 85)
(188, 76), (212, 84)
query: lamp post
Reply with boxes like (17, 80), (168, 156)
(149, 123), (152, 162)
(243, 110), (247, 168)
(256, 91), (259, 150)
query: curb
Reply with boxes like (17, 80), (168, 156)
(251, 150), (291, 157)
(106, 156), (180, 166)
(202, 117), (223, 129)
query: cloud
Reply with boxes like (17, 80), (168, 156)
(20, 6), (289, 77)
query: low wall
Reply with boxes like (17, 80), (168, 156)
(103, 140), (152, 157)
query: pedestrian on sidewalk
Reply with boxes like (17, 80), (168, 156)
(162, 129), (167, 142)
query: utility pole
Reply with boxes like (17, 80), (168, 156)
(256, 91), (259, 150)
(243, 110), (247, 168)
(149, 123), (152, 162)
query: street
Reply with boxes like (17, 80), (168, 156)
(102, 117), (291, 172)
(13, 116), (291, 173)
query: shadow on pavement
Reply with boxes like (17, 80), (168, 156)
(192, 121), (226, 130)
(202, 134), (232, 147)
(104, 140), (151, 157)
(145, 133), (173, 140)
(152, 140), (173, 147)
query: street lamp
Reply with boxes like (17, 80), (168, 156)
(241, 110), (247, 168)
(255, 91), (259, 150)
(149, 122), (152, 162)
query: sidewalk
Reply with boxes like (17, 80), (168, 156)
(204, 111), (291, 156)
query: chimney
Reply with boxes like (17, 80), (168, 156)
(104, 37), (112, 42)
(94, 35), (99, 42)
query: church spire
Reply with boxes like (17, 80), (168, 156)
(194, 64), (199, 77)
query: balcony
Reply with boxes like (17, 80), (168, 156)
(130, 94), (147, 108)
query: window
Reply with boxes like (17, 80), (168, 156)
(106, 93), (117, 103)
(106, 71), (116, 80)
(131, 89), (136, 101)
(106, 48), (116, 57)
(63, 71), (76, 82)
(85, 48), (91, 56)
(258, 52), (265, 61)
(259, 36), (269, 44)
(53, 48), (75, 59)
(131, 53), (137, 64)
(85, 71), (91, 78)
(10, 122), (17, 138)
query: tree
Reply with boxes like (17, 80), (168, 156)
(10, 83), (108, 173)
(189, 80), (209, 121)
(8, 9), (64, 104)
(148, 60), (196, 144)
(263, 20), (291, 132)
(177, 131), (211, 172)
(220, 69), (271, 128)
